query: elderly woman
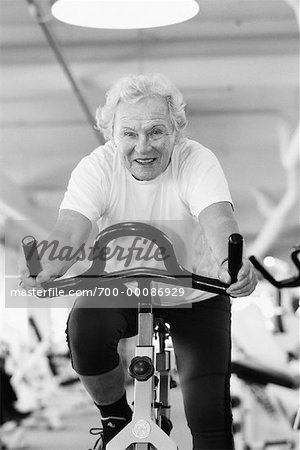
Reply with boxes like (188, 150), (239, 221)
(21, 74), (257, 449)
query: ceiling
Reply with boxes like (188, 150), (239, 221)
(0, 0), (299, 262)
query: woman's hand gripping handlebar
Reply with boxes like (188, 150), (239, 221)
(22, 222), (244, 298)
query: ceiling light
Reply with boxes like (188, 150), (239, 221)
(51, 0), (199, 29)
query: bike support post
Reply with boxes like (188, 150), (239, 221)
(156, 321), (172, 432)
(107, 280), (178, 450)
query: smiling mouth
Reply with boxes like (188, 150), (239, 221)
(135, 158), (156, 166)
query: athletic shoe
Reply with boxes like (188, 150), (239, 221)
(88, 416), (130, 450)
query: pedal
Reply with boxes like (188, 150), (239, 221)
(170, 376), (177, 389)
(160, 416), (173, 436)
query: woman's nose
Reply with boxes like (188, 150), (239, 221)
(135, 135), (149, 154)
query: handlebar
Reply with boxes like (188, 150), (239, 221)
(249, 245), (300, 288)
(228, 233), (243, 283)
(22, 236), (43, 277)
(22, 222), (243, 298)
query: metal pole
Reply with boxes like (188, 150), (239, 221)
(26, 0), (104, 144)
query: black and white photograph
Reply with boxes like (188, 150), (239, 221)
(0, 1), (299, 449)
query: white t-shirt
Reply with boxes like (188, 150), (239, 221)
(60, 138), (232, 305)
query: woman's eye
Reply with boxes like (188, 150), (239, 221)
(124, 131), (136, 137)
(151, 129), (163, 136)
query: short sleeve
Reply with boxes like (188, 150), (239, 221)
(178, 142), (233, 218)
(59, 148), (111, 222)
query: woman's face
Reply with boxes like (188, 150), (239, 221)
(113, 96), (177, 181)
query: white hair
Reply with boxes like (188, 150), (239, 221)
(96, 73), (187, 140)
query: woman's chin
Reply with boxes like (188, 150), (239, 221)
(132, 171), (155, 181)
(130, 164), (159, 181)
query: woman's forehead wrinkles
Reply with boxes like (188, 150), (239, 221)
(116, 97), (169, 118)
(114, 98), (172, 132)
(117, 117), (171, 131)
(118, 113), (168, 121)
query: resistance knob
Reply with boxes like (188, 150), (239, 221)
(129, 356), (154, 381)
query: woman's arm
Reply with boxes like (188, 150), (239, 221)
(20, 209), (92, 289)
(198, 201), (257, 297)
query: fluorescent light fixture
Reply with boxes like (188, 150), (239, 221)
(51, 0), (199, 29)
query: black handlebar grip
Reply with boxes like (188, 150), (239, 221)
(22, 236), (42, 278)
(228, 233), (243, 283)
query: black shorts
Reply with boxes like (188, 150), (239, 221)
(66, 291), (234, 449)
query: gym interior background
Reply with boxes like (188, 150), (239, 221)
(0, 1), (299, 449)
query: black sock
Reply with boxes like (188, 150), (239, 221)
(94, 392), (132, 421)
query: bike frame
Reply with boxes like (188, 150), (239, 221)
(107, 280), (178, 450)
(23, 222), (243, 450)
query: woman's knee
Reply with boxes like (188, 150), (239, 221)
(65, 305), (126, 375)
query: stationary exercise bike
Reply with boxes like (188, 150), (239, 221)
(23, 222), (243, 450)
(230, 245), (300, 450)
